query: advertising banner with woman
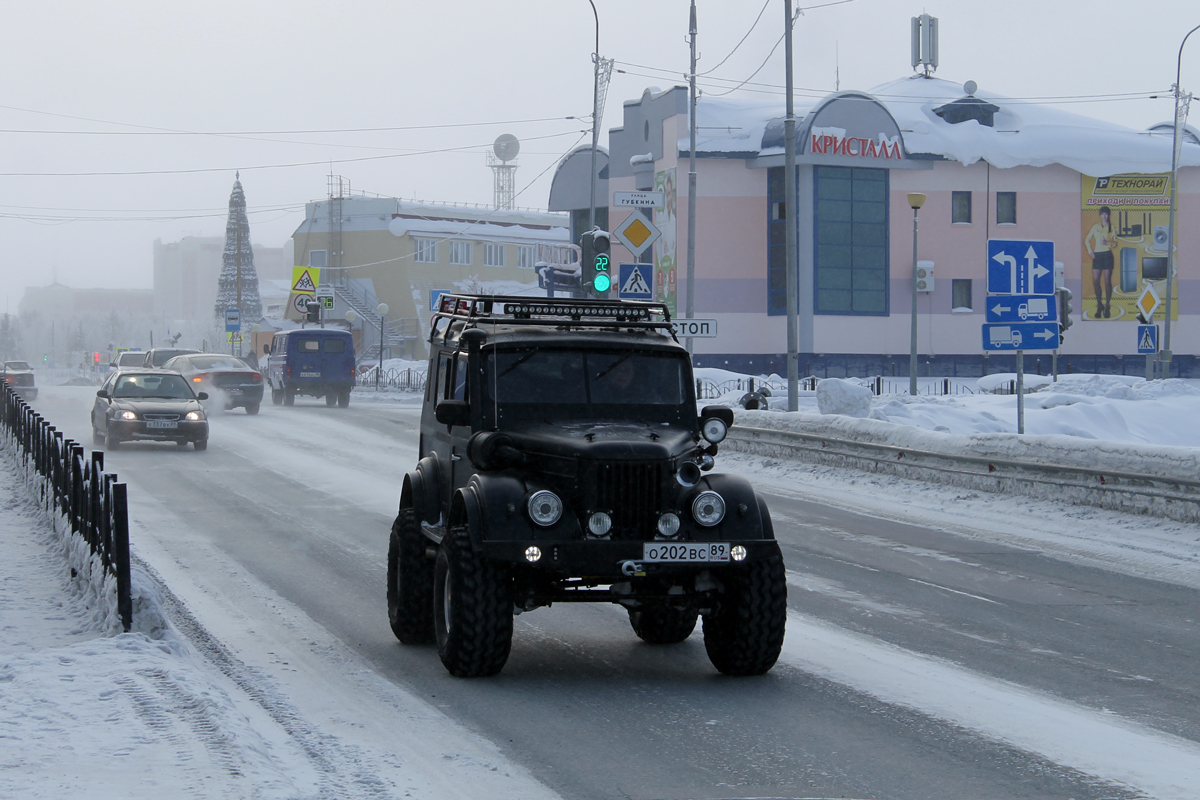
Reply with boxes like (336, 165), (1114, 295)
(1081, 174), (1177, 322)
(654, 167), (678, 316)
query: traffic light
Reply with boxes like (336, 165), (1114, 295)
(588, 228), (611, 296)
(305, 299), (320, 323)
(1056, 287), (1073, 346)
(93, 352), (100, 363)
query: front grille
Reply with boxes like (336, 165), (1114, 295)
(143, 413), (181, 422)
(594, 461), (665, 539)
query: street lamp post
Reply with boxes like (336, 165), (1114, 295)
(1163, 23), (1200, 379)
(376, 303), (388, 390)
(907, 193), (926, 396)
(586, 0), (600, 239)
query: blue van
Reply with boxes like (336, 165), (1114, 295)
(265, 329), (355, 407)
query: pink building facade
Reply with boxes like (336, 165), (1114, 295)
(563, 76), (1200, 378)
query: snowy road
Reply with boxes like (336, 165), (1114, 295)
(26, 385), (1200, 799)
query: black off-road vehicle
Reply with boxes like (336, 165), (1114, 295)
(388, 294), (786, 677)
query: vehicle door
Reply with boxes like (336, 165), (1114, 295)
(447, 352), (475, 498)
(267, 335), (285, 387)
(426, 351), (457, 519)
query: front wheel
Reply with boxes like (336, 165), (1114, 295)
(433, 525), (513, 677)
(387, 507), (435, 644)
(702, 553), (787, 676)
(193, 439), (208, 451)
(245, 403), (260, 415)
(628, 602), (698, 644)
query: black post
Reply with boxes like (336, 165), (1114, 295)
(113, 483), (132, 632)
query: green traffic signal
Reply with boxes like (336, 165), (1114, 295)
(594, 272), (611, 292)
(593, 252), (610, 293)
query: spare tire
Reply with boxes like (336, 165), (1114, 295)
(739, 391), (769, 410)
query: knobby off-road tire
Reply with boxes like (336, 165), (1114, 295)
(387, 507), (435, 644)
(702, 553), (787, 676)
(433, 524), (513, 677)
(628, 602), (699, 644)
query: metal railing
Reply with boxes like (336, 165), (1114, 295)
(725, 423), (1200, 524)
(695, 376), (976, 401)
(355, 367), (427, 392)
(0, 384), (132, 630)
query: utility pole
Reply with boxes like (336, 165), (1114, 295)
(1163, 23), (1200, 378)
(587, 0), (601, 237)
(686, 0), (698, 355)
(784, 0), (799, 411)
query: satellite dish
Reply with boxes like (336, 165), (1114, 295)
(493, 134), (520, 162)
(963, 80), (978, 96)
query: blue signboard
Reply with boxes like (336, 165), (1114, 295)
(1137, 324), (1159, 354)
(430, 290), (448, 311)
(984, 294), (1058, 324)
(987, 240), (1055, 295)
(617, 263), (654, 300)
(224, 308), (241, 332)
(981, 322), (1060, 351)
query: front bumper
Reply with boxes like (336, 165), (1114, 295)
(109, 419), (208, 443)
(480, 538), (781, 580)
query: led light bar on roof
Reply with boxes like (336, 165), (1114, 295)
(502, 302), (649, 321)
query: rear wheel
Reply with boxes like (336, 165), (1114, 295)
(433, 524), (512, 677)
(337, 389), (350, 408)
(325, 393), (337, 407)
(245, 403), (260, 415)
(702, 553), (787, 676)
(387, 507), (435, 644)
(271, 386), (283, 405)
(629, 602), (699, 644)
(283, 388), (295, 406)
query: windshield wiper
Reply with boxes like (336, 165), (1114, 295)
(498, 351), (539, 378)
(594, 353), (633, 380)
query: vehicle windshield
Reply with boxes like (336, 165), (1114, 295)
(483, 349), (688, 422)
(5, 361), (31, 370)
(116, 353), (145, 366)
(113, 374), (194, 399)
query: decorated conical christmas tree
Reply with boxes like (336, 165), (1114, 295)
(213, 173), (263, 322)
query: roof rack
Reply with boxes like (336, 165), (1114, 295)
(432, 293), (676, 339)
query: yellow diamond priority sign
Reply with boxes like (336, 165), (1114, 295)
(1136, 284), (1161, 321)
(613, 209), (662, 258)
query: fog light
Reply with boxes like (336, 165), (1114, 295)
(587, 512), (612, 538)
(527, 490), (562, 526)
(731, 545), (748, 562)
(656, 512), (681, 539)
(692, 491), (726, 527)
(524, 546), (542, 563)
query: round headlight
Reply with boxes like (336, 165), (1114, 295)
(587, 512), (612, 538)
(120, 411), (137, 420)
(656, 512), (681, 538)
(691, 491), (726, 527)
(701, 417), (728, 444)
(185, 411), (202, 421)
(527, 490), (563, 526)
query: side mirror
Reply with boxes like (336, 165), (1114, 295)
(435, 399), (471, 428)
(197, 392), (209, 401)
(96, 389), (109, 399)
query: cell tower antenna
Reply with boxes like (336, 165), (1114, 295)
(910, 13), (939, 77)
(488, 134), (520, 210)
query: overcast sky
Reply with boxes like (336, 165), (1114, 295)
(2, 0), (1197, 310)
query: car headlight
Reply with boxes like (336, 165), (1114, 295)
(185, 411), (203, 421)
(691, 491), (726, 527)
(701, 417), (728, 444)
(656, 512), (681, 539)
(120, 411), (137, 420)
(527, 490), (563, 526)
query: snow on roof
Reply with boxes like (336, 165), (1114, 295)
(388, 217), (569, 243)
(676, 75), (1200, 175)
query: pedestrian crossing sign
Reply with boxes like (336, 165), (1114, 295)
(1137, 324), (1159, 354)
(618, 263), (653, 300)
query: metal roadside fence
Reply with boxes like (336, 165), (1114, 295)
(0, 383), (131, 631)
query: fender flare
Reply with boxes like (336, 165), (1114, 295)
(405, 456), (442, 525)
(695, 473), (772, 540)
(451, 472), (583, 545)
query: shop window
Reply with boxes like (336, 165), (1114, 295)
(812, 166), (889, 316)
(952, 279), (973, 311)
(997, 192), (1017, 225)
(952, 191), (972, 224)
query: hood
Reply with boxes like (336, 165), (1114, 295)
(113, 398), (204, 415)
(506, 420), (696, 461)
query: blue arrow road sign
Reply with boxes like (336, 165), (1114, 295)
(1137, 324), (1159, 354)
(982, 322), (1060, 351)
(984, 294), (1058, 323)
(987, 240), (1055, 295)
